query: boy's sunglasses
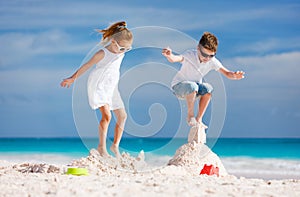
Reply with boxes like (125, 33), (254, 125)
(115, 41), (132, 52)
(198, 47), (216, 58)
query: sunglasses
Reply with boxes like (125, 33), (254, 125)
(115, 41), (132, 52)
(198, 47), (216, 58)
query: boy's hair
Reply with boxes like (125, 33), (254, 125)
(96, 21), (133, 45)
(198, 32), (218, 52)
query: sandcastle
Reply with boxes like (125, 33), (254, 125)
(168, 126), (228, 176)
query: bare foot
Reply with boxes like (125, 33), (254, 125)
(97, 146), (109, 157)
(110, 144), (121, 158)
(187, 117), (198, 127)
(199, 121), (208, 129)
(195, 117), (208, 129)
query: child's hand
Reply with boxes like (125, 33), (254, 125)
(162, 47), (172, 57)
(162, 47), (183, 63)
(233, 71), (245, 80)
(60, 77), (75, 88)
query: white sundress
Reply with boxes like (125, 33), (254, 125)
(87, 47), (125, 110)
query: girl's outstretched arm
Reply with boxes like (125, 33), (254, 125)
(218, 67), (245, 80)
(60, 50), (105, 88)
(162, 47), (183, 63)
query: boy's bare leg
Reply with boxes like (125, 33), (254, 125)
(186, 91), (197, 120)
(110, 108), (127, 158)
(196, 93), (211, 128)
(98, 105), (111, 157)
(186, 91), (197, 123)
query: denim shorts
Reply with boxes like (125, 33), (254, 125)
(172, 81), (213, 99)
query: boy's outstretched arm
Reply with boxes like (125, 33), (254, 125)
(162, 47), (183, 63)
(218, 67), (245, 80)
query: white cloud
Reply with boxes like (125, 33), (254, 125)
(0, 68), (73, 95)
(0, 29), (93, 67)
(222, 51), (300, 101)
(0, 1), (298, 31)
(228, 51), (300, 80)
(233, 37), (300, 54)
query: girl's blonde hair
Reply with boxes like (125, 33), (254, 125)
(96, 21), (133, 45)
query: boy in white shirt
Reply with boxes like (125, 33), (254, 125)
(162, 32), (244, 128)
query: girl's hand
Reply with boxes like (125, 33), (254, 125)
(233, 71), (245, 80)
(162, 47), (172, 57)
(60, 77), (75, 88)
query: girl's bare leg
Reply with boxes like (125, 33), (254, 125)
(98, 105), (111, 156)
(110, 108), (127, 157)
(196, 93), (211, 128)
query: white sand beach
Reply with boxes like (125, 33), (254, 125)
(0, 142), (300, 197)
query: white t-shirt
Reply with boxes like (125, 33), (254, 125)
(171, 49), (224, 87)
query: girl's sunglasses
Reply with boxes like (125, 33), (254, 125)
(115, 41), (132, 52)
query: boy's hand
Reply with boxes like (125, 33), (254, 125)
(162, 47), (172, 57)
(162, 47), (183, 63)
(233, 71), (245, 80)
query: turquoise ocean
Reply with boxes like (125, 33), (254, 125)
(1, 138), (300, 179)
(1, 138), (299, 159)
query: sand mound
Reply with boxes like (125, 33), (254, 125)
(168, 142), (228, 176)
(70, 149), (148, 175)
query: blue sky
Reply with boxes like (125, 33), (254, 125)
(0, 0), (299, 138)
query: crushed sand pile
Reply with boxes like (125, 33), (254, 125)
(70, 149), (149, 175)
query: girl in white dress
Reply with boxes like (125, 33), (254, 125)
(61, 21), (133, 157)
